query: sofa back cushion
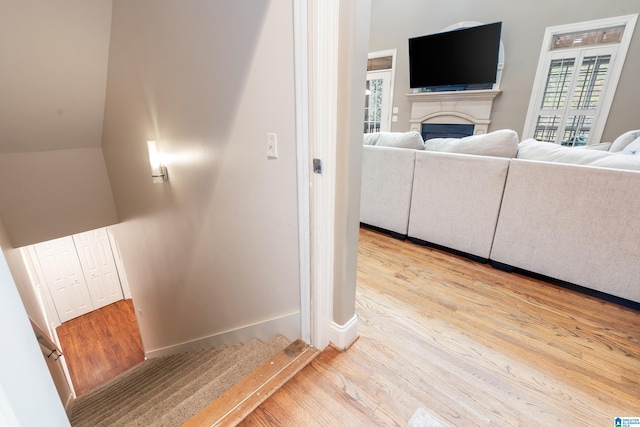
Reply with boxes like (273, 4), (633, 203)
(517, 138), (640, 171)
(363, 131), (425, 150)
(423, 129), (519, 158)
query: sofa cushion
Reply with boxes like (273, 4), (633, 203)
(517, 138), (640, 171)
(363, 131), (425, 150)
(584, 142), (612, 151)
(423, 129), (519, 158)
(609, 129), (640, 152)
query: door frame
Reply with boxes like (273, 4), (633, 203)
(294, 0), (370, 350)
(293, 0), (340, 349)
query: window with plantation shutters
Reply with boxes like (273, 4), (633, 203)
(523, 15), (637, 147)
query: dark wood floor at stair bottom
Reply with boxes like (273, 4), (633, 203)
(56, 299), (145, 397)
(242, 227), (640, 426)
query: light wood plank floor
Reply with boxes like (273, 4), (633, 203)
(56, 299), (145, 396)
(242, 227), (640, 426)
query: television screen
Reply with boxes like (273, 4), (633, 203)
(408, 22), (502, 90)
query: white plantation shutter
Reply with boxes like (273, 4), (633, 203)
(533, 49), (613, 146)
(524, 15), (637, 146)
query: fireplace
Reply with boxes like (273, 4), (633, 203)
(421, 123), (474, 141)
(407, 89), (501, 137)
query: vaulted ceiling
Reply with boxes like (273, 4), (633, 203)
(0, 1), (113, 154)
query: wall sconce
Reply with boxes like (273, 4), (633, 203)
(147, 140), (168, 183)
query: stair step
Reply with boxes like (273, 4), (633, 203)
(118, 342), (250, 426)
(68, 336), (295, 427)
(184, 338), (319, 426)
(157, 337), (291, 426)
(71, 346), (229, 425)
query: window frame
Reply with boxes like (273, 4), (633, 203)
(523, 14), (638, 145)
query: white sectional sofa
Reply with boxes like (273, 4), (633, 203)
(360, 130), (640, 304)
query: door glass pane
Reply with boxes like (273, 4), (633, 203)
(533, 115), (561, 142)
(364, 78), (383, 133)
(561, 115), (593, 146)
(571, 55), (610, 109)
(367, 56), (393, 71)
(541, 58), (575, 109)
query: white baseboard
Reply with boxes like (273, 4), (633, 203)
(329, 314), (358, 351)
(145, 311), (301, 359)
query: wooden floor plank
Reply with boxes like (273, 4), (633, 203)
(242, 227), (640, 426)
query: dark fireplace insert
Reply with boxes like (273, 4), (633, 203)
(421, 123), (474, 141)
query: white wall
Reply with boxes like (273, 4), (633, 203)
(0, 218), (69, 426)
(0, 0), (112, 154)
(102, 0), (301, 354)
(370, 0), (640, 141)
(0, 148), (119, 247)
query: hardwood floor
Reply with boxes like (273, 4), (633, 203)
(56, 299), (145, 396)
(242, 227), (640, 426)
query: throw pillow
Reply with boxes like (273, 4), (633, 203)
(609, 129), (640, 152)
(423, 129), (519, 158)
(363, 131), (425, 150)
(621, 137), (640, 155)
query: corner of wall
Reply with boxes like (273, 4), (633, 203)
(329, 314), (358, 351)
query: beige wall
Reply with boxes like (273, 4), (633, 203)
(333, 0), (371, 326)
(0, 0), (112, 153)
(0, 216), (69, 425)
(0, 148), (119, 247)
(370, 0), (640, 141)
(101, 0), (301, 353)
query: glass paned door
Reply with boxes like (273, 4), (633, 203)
(364, 70), (391, 133)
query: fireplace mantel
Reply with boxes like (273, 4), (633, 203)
(407, 89), (501, 135)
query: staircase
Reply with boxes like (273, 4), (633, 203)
(69, 335), (291, 426)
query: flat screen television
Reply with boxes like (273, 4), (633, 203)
(408, 22), (502, 90)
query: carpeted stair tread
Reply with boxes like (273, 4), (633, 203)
(70, 350), (198, 418)
(102, 343), (247, 427)
(144, 337), (284, 426)
(70, 346), (229, 425)
(157, 335), (292, 426)
(81, 344), (241, 427)
(68, 335), (291, 427)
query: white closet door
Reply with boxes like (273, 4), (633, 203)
(34, 237), (94, 323)
(73, 229), (123, 310)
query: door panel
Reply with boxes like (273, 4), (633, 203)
(34, 237), (94, 323)
(73, 229), (123, 310)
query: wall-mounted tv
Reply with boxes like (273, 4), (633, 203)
(408, 22), (502, 91)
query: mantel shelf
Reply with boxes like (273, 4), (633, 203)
(406, 89), (502, 135)
(406, 89), (502, 103)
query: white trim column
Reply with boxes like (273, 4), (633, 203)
(293, 0), (340, 350)
(309, 0), (339, 350)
